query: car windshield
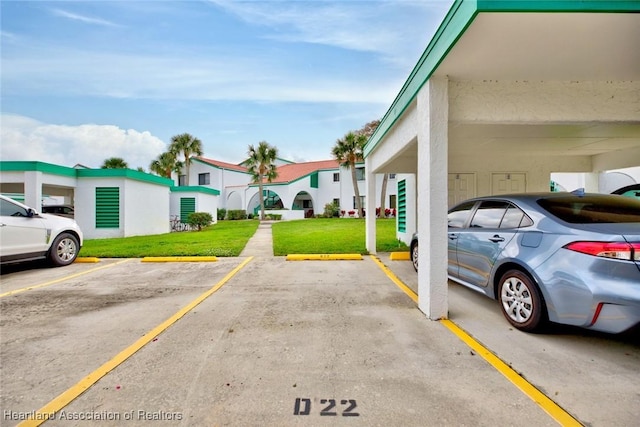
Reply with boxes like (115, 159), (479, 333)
(537, 195), (640, 224)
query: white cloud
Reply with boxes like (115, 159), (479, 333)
(50, 8), (122, 27)
(1, 47), (402, 103)
(0, 114), (167, 169)
(207, 0), (446, 66)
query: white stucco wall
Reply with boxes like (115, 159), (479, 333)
(170, 191), (219, 223)
(76, 178), (171, 239)
(123, 179), (171, 237)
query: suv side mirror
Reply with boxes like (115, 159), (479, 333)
(26, 208), (36, 218)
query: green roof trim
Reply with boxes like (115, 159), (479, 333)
(0, 161), (77, 177)
(171, 186), (221, 196)
(77, 168), (174, 186)
(363, 0), (640, 159)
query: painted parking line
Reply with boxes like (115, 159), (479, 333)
(370, 255), (581, 427)
(286, 253), (363, 261)
(370, 255), (417, 303)
(18, 256), (254, 427)
(0, 259), (133, 299)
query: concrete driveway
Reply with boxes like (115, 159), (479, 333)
(1, 255), (638, 426)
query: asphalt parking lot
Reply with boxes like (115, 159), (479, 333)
(1, 255), (639, 426)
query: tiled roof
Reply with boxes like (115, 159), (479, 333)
(196, 156), (340, 184)
(270, 160), (339, 184)
(194, 157), (248, 173)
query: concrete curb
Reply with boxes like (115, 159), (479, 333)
(141, 256), (218, 263)
(285, 254), (363, 261)
(389, 251), (410, 261)
(74, 257), (101, 263)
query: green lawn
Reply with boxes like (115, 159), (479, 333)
(272, 218), (407, 256)
(79, 220), (259, 257)
(79, 218), (408, 258)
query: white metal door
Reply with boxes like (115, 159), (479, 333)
(491, 173), (526, 195)
(448, 173), (476, 206)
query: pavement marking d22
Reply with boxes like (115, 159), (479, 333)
(369, 254), (582, 427)
(18, 256), (254, 427)
(0, 259), (133, 299)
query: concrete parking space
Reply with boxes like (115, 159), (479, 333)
(1, 253), (638, 426)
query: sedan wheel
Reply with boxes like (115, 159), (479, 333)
(498, 270), (545, 332)
(411, 242), (418, 272)
(49, 233), (79, 267)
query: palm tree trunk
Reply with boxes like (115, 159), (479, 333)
(351, 166), (363, 217)
(380, 173), (388, 217)
(258, 178), (265, 220)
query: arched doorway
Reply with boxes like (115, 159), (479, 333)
(292, 191), (314, 218)
(248, 189), (283, 215)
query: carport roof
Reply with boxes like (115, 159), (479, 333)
(364, 0), (640, 158)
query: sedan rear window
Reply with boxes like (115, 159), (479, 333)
(537, 195), (640, 224)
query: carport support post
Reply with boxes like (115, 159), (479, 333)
(24, 171), (43, 211)
(365, 159), (377, 254)
(416, 77), (448, 320)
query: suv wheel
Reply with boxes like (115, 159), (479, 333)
(49, 233), (79, 266)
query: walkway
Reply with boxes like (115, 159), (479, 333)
(239, 221), (274, 257)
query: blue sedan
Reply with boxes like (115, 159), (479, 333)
(410, 192), (640, 333)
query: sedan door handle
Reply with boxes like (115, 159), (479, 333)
(448, 234), (458, 240)
(489, 235), (505, 243)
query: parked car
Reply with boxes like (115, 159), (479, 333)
(42, 204), (75, 218)
(410, 192), (640, 334)
(0, 195), (83, 267)
(611, 183), (640, 200)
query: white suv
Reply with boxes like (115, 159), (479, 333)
(0, 195), (83, 267)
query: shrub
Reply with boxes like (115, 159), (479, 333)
(248, 213), (254, 219)
(186, 212), (213, 231)
(217, 208), (227, 220)
(227, 210), (248, 220)
(323, 202), (340, 218)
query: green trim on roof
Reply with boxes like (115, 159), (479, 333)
(0, 161), (77, 177)
(77, 168), (174, 186)
(363, 0), (640, 159)
(171, 186), (220, 196)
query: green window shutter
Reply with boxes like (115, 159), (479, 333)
(180, 197), (196, 222)
(310, 172), (319, 189)
(95, 187), (120, 228)
(397, 179), (406, 232)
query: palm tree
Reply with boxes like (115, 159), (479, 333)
(101, 157), (129, 169)
(169, 133), (203, 185)
(149, 151), (183, 179)
(357, 120), (384, 215)
(332, 131), (367, 217)
(246, 141), (278, 220)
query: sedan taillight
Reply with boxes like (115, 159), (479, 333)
(564, 241), (640, 261)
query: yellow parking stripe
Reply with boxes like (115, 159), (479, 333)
(370, 255), (418, 303)
(370, 254), (581, 427)
(441, 320), (582, 426)
(0, 259), (132, 299)
(19, 256), (254, 427)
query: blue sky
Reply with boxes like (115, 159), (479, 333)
(1, 0), (452, 169)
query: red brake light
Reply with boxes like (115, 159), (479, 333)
(564, 241), (640, 261)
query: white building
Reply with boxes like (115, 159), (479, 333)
(176, 156), (397, 219)
(0, 156), (397, 239)
(363, 1), (640, 321)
